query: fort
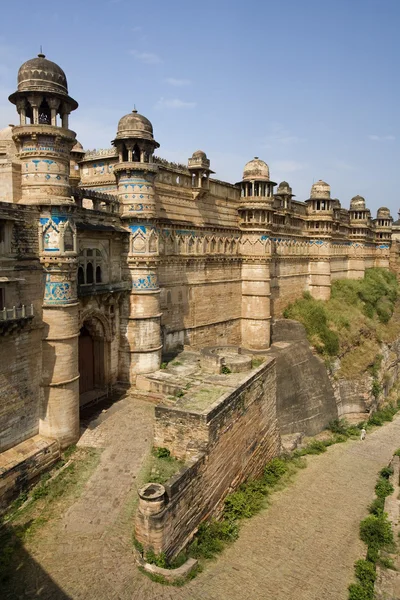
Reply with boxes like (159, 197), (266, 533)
(1, 54), (400, 557)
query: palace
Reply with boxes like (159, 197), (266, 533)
(0, 54), (396, 504)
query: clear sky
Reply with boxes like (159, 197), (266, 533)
(0, 0), (399, 216)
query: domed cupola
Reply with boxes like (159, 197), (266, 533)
(9, 53), (78, 128)
(243, 157), (270, 181)
(348, 195), (372, 241)
(239, 157), (276, 200)
(310, 180), (330, 200)
(350, 195), (366, 210)
(112, 109), (159, 164)
(374, 207), (392, 243)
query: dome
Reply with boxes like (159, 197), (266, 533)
(350, 195), (366, 210)
(115, 109), (154, 141)
(310, 180), (330, 199)
(0, 125), (14, 141)
(277, 181), (291, 193)
(9, 54), (78, 109)
(243, 157), (270, 181)
(18, 54), (67, 95)
(192, 150), (207, 159)
(377, 206), (391, 217)
(72, 140), (85, 154)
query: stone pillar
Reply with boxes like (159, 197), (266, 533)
(40, 264), (79, 448)
(122, 264), (162, 377)
(241, 257), (271, 350)
(39, 213), (79, 448)
(308, 257), (332, 300)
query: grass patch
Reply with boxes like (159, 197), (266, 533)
(144, 447), (184, 484)
(0, 447), (102, 585)
(283, 268), (399, 378)
(251, 357), (266, 369)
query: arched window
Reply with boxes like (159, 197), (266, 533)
(78, 248), (105, 286)
(133, 143), (140, 162)
(86, 262), (94, 284)
(122, 145), (128, 162)
(78, 266), (85, 285)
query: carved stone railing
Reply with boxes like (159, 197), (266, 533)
(73, 187), (119, 213)
(0, 304), (34, 335)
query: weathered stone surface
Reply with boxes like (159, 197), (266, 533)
(136, 358), (280, 557)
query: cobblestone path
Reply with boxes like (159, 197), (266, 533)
(4, 407), (400, 600)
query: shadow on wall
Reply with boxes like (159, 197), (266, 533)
(0, 520), (72, 600)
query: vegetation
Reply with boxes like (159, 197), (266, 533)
(283, 268), (400, 377)
(349, 456), (396, 599)
(144, 447), (184, 484)
(0, 446), (101, 584)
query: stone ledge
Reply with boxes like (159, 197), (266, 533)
(0, 434), (60, 510)
(142, 557), (198, 582)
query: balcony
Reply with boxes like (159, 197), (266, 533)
(78, 281), (130, 297)
(0, 304), (34, 335)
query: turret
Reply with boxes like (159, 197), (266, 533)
(112, 109), (162, 377)
(8, 53), (78, 205)
(238, 157), (276, 229)
(112, 109), (159, 220)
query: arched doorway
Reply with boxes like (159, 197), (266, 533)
(78, 316), (109, 406)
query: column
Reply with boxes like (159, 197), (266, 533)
(40, 264), (80, 447)
(241, 259), (271, 349)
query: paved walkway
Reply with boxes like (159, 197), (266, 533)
(3, 405), (400, 600)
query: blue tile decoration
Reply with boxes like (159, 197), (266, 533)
(44, 275), (76, 305)
(132, 273), (159, 290)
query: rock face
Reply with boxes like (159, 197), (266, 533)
(271, 320), (339, 435)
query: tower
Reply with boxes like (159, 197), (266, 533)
(306, 181), (333, 300)
(348, 195), (372, 278)
(112, 110), (162, 378)
(374, 207), (393, 268)
(9, 54), (80, 447)
(238, 158), (275, 350)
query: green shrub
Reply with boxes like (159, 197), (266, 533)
(221, 365), (231, 375)
(154, 447), (171, 459)
(263, 458), (288, 486)
(375, 477), (394, 499)
(368, 497), (385, 516)
(371, 380), (381, 399)
(328, 418), (349, 436)
(379, 466), (394, 479)
(303, 440), (328, 455)
(160, 362), (168, 369)
(145, 549), (168, 568)
(360, 514), (393, 549)
(224, 487), (265, 520)
(354, 559), (376, 585)
(190, 520), (239, 559)
(348, 582), (374, 600)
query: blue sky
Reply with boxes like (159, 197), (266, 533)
(0, 0), (399, 217)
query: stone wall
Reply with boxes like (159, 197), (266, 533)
(0, 435), (60, 510)
(136, 358), (280, 557)
(271, 319), (339, 435)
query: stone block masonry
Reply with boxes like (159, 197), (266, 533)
(136, 358), (280, 557)
(0, 434), (60, 510)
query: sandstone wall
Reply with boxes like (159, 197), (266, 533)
(137, 359), (280, 557)
(159, 259), (242, 352)
(0, 435), (60, 510)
